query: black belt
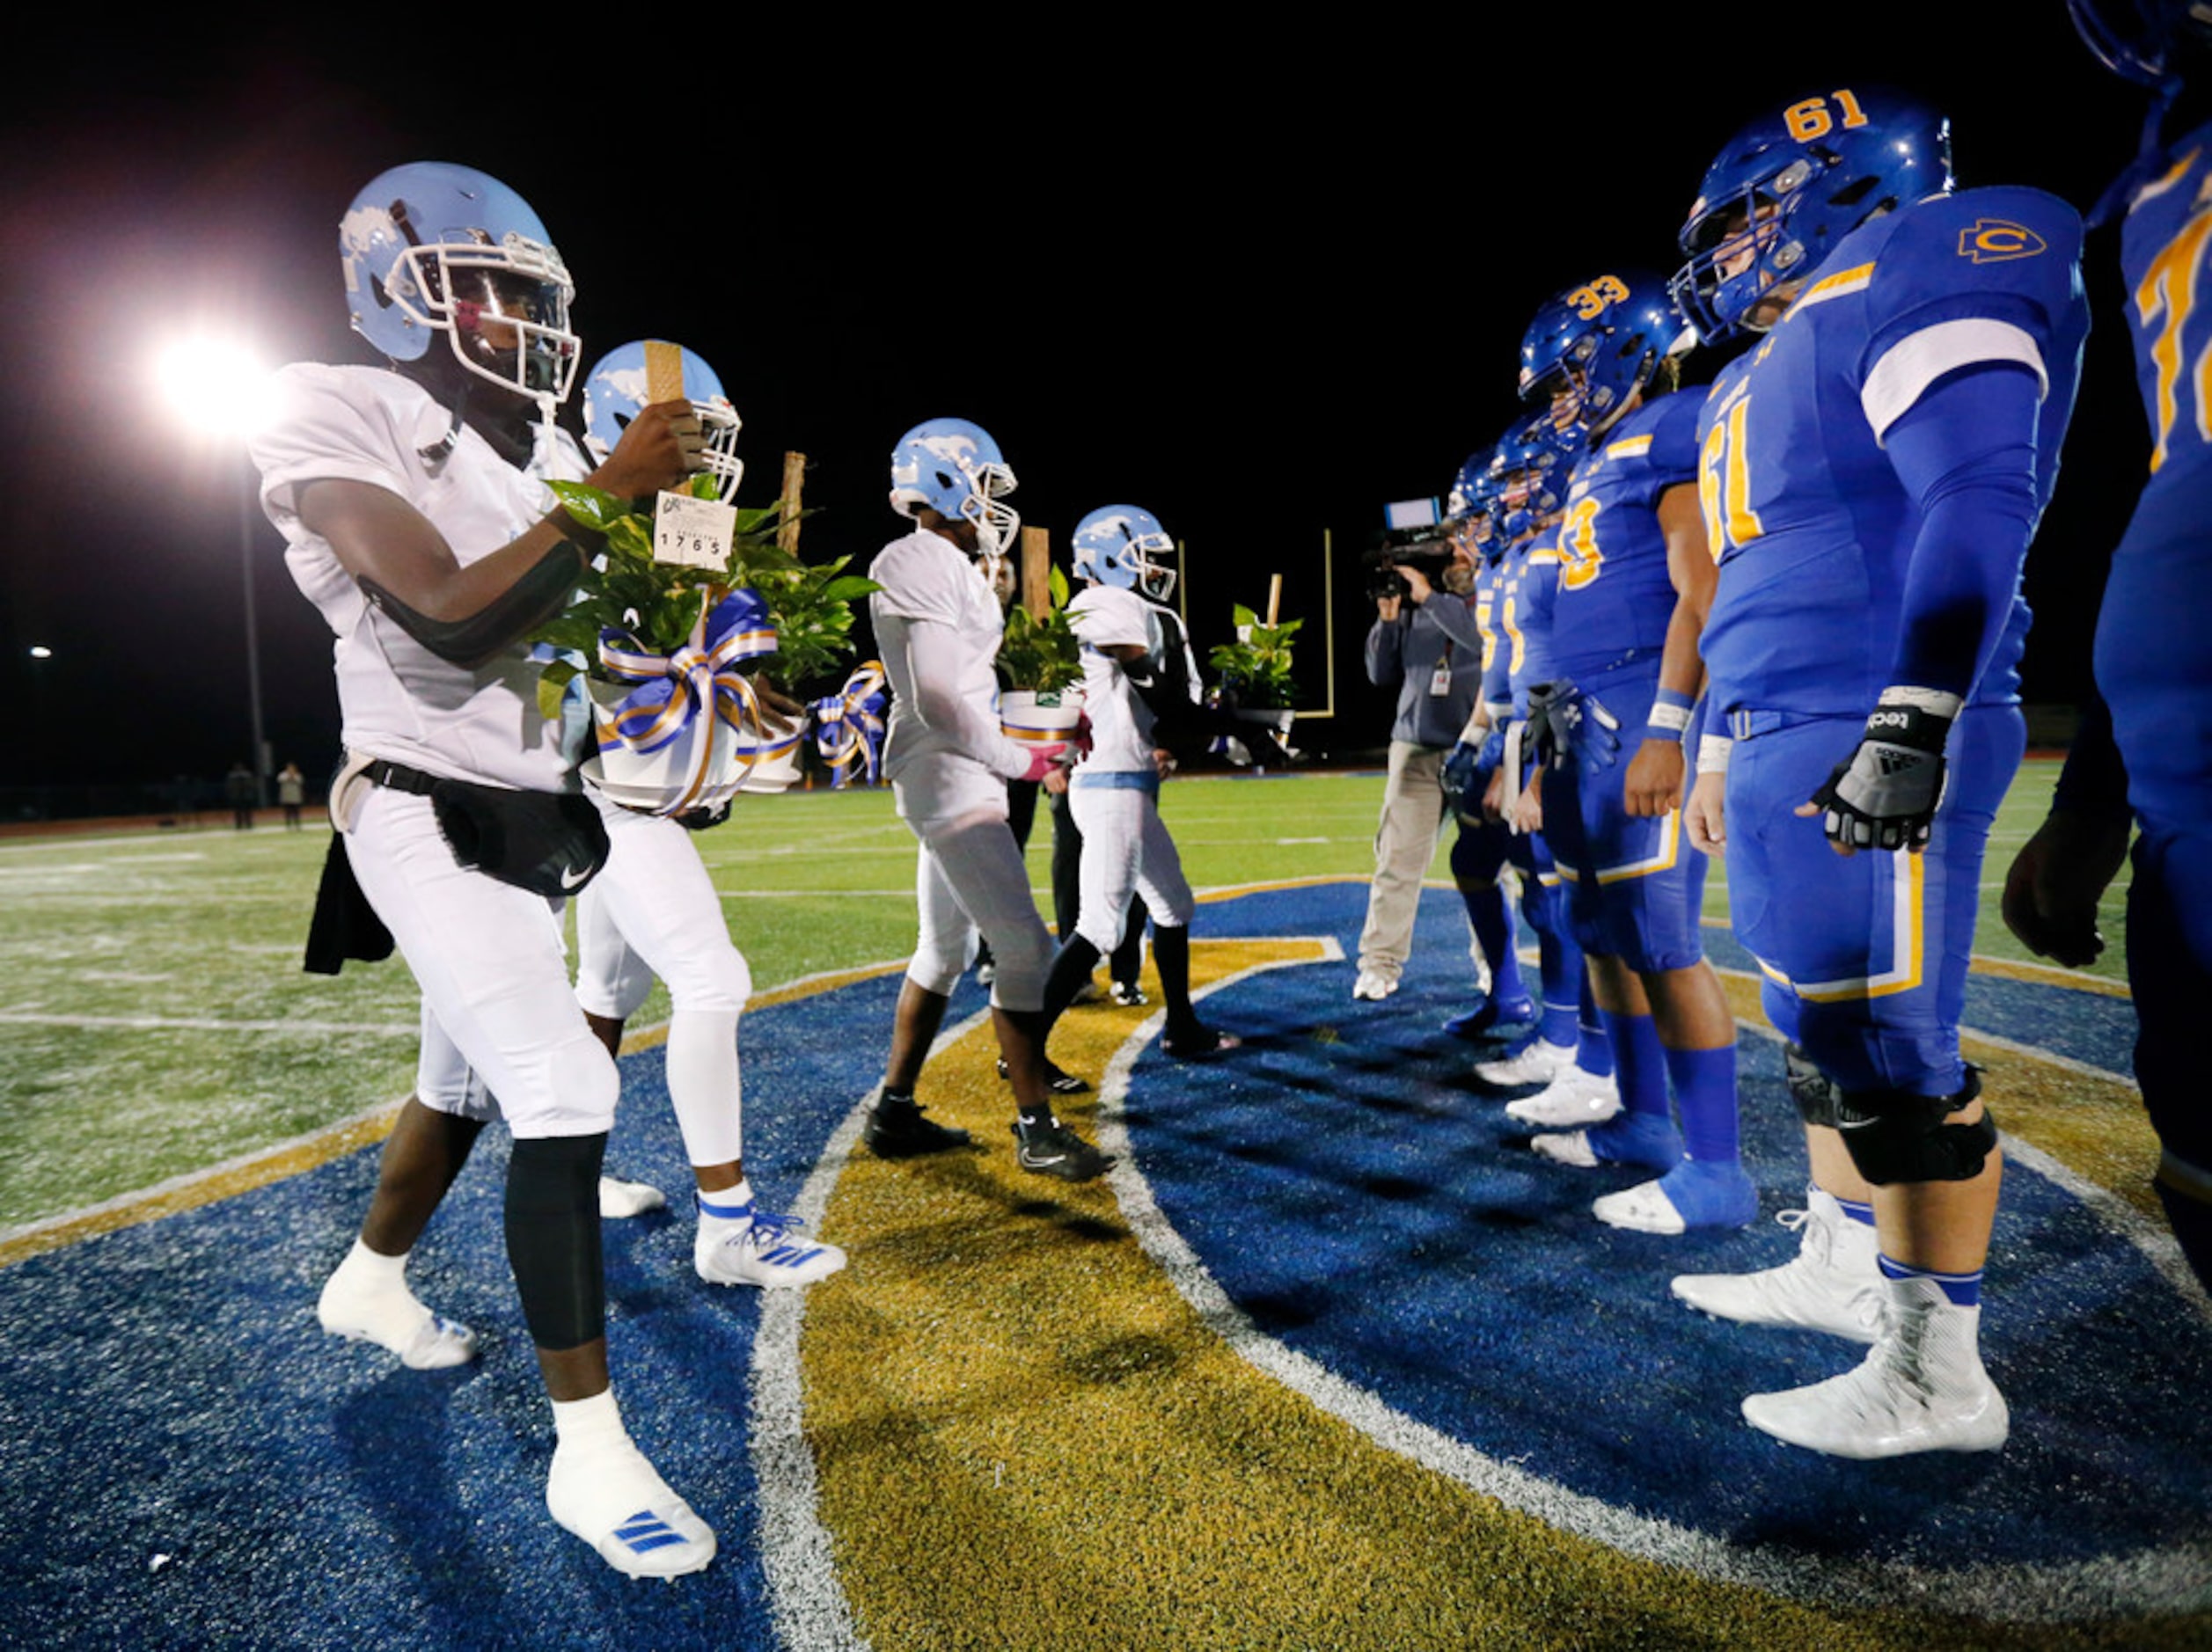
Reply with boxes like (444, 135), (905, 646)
(363, 758), (444, 797)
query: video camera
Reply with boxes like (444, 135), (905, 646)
(1361, 521), (1457, 603)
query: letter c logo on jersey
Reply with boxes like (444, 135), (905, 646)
(1959, 219), (2047, 264)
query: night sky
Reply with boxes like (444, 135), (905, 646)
(0, 13), (2160, 793)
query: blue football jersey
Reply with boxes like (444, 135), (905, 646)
(1549, 391), (1703, 679)
(1694, 185), (2088, 717)
(2100, 126), (2212, 824)
(1498, 534), (1564, 714)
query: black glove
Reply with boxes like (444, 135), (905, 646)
(1524, 682), (1620, 774)
(1808, 700), (1952, 852)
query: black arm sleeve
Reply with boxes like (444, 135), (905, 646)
(357, 539), (584, 670)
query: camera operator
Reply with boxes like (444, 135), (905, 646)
(1352, 527), (1491, 1000)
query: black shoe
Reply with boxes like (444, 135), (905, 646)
(1012, 1117), (1116, 1182)
(864, 1094), (973, 1159)
(1162, 1025), (1243, 1059)
(995, 1056), (1090, 1095)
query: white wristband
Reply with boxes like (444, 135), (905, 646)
(1696, 733), (1733, 775)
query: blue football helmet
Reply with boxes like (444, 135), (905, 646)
(1446, 450), (1503, 560)
(1672, 90), (1952, 343)
(1519, 271), (1691, 444)
(2069, 0), (2212, 84)
(889, 417), (1019, 557)
(1072, 505), (1177, 601)
(582, 341), (743, 501)
(1492, 417), (1573, 542)
(340, 162), (579, 406)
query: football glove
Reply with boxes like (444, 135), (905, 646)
(1525, 682), (1621, 775)
(1809, 699), (1952, 852)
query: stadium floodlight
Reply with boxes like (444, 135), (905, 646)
(152, 333), (273, 807)
(153, 336), (274, 439)
(28, 646), (51, 659)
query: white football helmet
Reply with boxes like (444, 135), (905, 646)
(888, 417), (1018, 557)
(341, 161), (580, 408)
(582, 341), (743, 500)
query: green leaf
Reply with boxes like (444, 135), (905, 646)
(1048, 562), (1070, 608)
(1231, 603), (1258, 629)
(534, 658), (579, 723)
(819, 576), (881, 603)
(547, 481), (626, 530)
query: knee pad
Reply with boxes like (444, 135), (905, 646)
(504, 1132), (608, 1350)
(1835, 1071), (1997, 1186)
(1075, 903), (1129, 956)
(985, 926), (1053, 1012)
(1784, 1042), (1841, 1129)
(907, 928), (978, 998)
(670, 939), (752, 1016)
(542, 1029), (622, 1136)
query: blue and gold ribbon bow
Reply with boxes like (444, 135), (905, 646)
(812, 661), (889, 788)
(597, 588), (780, 757)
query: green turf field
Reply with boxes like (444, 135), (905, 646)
(0, 761), (2127, 1232)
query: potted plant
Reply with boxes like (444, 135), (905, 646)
(1206, 603), (1301, 765)
(530, 479), (878, 811)
(995, 561), (1085, 747)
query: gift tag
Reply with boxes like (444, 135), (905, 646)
(643, 339), (685, 405)
(653, 489), (736, 570)
(1429, 643), (1455, 697)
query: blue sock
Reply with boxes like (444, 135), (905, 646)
(1665, 1043), (1740, 1165)
(1878, 1254), (1982, 1307)
(1574, 973), (1613, 1078)
(1468, 886), (1527, 1006)
(1601, 1009), (1669, 1122)
(1585, 1110), (1684, 1171)
(1835, 1193), (1876, 1227)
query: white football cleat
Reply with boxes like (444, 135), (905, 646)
(1475, 1038), (1573, 1087)
(1592, 1160), (1758, 1234)
(1740, 1276), (2008, 1458)
(598, 1175), (667, 1219)
(696, 1209), (847, 1289)
(1529, 1129), (1599, 1167)
(1351, 969), (1399, 1002)
(1670, 1187), (1884, 1342)
(1504, 1063), (1622, 1127)
(547, 1430), (716, 1578)
(317, 1254), (477, 1370)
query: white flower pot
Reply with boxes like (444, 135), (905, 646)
(581, 675), (793, 815)
(1000, 687), (1085, 744)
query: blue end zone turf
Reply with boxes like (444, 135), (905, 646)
(1131, 886), (2211, 1571)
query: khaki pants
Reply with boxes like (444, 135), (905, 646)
(1356, 741), (1451, 980)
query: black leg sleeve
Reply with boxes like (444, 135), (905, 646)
(1110, 894), (1149, 984)
(1042, 935), (1104, 1027)
(504, 1132), (608, 1351)
(1153, 922), (1197, 1027)
(1050, 792), (1084, 941)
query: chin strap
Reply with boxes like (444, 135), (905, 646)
(418, 375), (465, 466)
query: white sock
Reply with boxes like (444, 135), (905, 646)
(551, 1387), (626, 1451)
(319, 1239), (431, 1347)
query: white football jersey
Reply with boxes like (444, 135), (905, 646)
(253, 364), (570, 792)
(870, 528), (1026, 816)
(1069, 583), (1198, 774)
